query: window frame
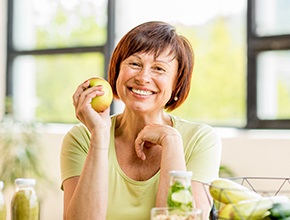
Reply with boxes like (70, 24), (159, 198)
(247, 0), (290, 129)
(5, 0), (116, 116)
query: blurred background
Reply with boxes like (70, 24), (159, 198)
(0, 0), (289, 219)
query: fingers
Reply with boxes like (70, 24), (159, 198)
(135, 134), (146, 161)
(134, 124), (182, 161)
(134, 127), (161, 161)
(72, 80), (104, 108)
(73, 80), (90, 107)
(72, 80), (106, 124)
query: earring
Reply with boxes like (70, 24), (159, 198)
(174, 96), (178, 101)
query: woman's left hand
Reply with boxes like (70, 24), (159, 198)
(134, 124), (182, 160)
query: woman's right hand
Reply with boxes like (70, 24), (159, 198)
(72, 79), (111, 133)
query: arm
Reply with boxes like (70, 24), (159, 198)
(63, 80), (111, 220)
(134, 123), (221, 220)
(156, 133), (187, 207)
(192, 181), (212, 220)
(63, 131), (109, 220)
(156, 134), (214, 219)
(134, 124), (187, 207)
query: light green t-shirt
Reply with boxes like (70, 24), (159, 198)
(60, 114), (222, 220)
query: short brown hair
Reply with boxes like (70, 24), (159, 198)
(108, 21), (194, 111)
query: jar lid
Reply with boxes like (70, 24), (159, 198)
(169, 170), (193, 177)
(0, 181), (3, 190)
(15, 178), (36, 187)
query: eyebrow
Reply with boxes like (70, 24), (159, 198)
(131, 54), (176, 67)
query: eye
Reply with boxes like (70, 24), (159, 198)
(129, 62), (141, 68)
(153, 66), (165, 73)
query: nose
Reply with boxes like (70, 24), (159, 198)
(134, 67), (151, 84)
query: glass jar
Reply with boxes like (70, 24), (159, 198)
(11, 178), (39, 220)
(167, 171), (194, 213)
(0, 181), (6, 220)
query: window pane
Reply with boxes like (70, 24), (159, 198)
(171, 22), (246, 127)
(12, 53), (104, 123)
(255, 0), (290, 36)
(257, 51), (290, 119)
(13, 0), (107, 50)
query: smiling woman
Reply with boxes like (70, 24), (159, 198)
(109, 22), (194, 112)
(61, 21), (222, 220)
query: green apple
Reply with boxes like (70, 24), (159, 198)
(89, 77), (113, 112)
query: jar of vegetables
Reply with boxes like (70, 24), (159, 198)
(11, 178), (39, 220)
(167, 171), (194, 213)
(0, 181), (6, 220)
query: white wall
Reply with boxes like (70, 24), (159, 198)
(0, 0), (7, 118)
(219, 129), (290, 177)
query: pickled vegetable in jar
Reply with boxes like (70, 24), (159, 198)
(11, 178), (39, 220)
(167, 171), (194, 213)
(0, 181), (6, 220)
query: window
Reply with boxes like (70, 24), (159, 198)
(6, 0), (115, 123)
(247, 0), (290, 128)
(6, 0), (289, 128)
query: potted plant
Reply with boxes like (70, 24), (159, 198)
(0, 97), (48, 189)
(0, 118), (48, 187)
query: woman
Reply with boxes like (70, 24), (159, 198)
(61, 21), (222, 220)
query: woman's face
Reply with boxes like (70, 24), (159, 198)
(116, 49), (178, 114)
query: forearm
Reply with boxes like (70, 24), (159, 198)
(65, 134), (109, 220)
(156, 135), (186, 207)
(192, 183), (212, 220)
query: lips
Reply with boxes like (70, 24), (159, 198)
(131, 88), (154, 96)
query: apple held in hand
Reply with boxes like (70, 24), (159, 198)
(89, 77), (113, 112)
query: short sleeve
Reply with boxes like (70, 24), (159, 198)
(60, 124), (90, 189)
(185, 125), (222, 183)
(172, 116), (222, 184)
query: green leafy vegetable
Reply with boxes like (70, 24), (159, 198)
(167, 181), (193, 212)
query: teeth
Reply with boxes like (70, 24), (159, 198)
(132, 88), (153, 96)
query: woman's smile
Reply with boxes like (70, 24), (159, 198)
(130, 87), (155, 96)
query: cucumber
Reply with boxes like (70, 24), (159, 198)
(270, 201), (290, 219)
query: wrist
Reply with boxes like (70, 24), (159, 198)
(161, 133), (182, 145)
(90, 131), (110, 149)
